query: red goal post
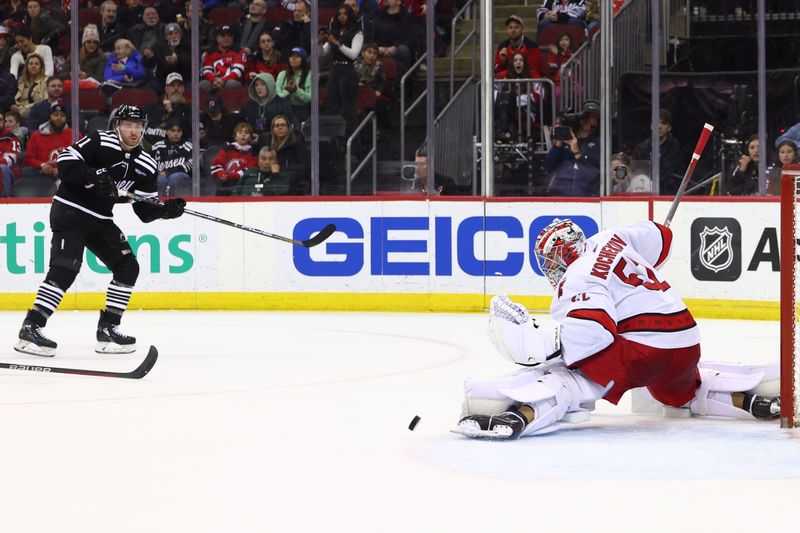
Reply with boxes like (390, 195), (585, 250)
(781, 164), (800, 428)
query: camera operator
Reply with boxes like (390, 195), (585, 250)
(611, 152), (651, 193)
(543, 99), (600, 196)
(728, 134), (759, 195)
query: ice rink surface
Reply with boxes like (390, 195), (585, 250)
(0, 310), (798, 533)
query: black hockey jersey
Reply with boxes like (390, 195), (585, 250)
(55, 129), (162, 221)
(151, 139), (193, 175)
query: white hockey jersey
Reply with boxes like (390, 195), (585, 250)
(551, 221), (700, 365)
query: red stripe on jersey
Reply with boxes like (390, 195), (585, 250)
(617, 308), (696, 334)
(653, 222), (673, 268)
(566, 308), (617, 337)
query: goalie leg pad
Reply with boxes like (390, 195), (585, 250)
(690, 363), (778, 419)
(460, 364), (605, 437)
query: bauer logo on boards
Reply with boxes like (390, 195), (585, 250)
(690, 218), (741, 281)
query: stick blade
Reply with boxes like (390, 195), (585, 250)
(301, 224), (337, 248)
(127, 345), (158, 379)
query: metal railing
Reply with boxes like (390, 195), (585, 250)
(449, 0), (478, 98)
(559, 0), (689, 116)
(494, 77), (556, 149)
(400, 54), (428, 170)
(345, 111), (377, 196)
(434, 77), (479, 188)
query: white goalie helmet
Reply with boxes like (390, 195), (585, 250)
(534, 218), (586, 288)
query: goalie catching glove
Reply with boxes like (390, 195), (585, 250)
(488, 295), (561, 365)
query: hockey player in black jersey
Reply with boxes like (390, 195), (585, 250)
(15, 105), (187, 357)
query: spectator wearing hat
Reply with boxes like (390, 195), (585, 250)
(536, 0), (587, 36)
(543, 99), (601, 196)
(21, 103), (71, 184)
(245, 30), (286, 81)
(143, 72), (192, 146)
(238, 0), (270, 56)
(242, 72), (294, 144)
(130, 6), (166, 56)
(152, 117), (193, 195)
(0, 24), (14, 72)
(98, 0), (123, 53)
(200, 94), (239, 148)
(274, 0), (311, 55)
(276, 47), (311, 125)
(58, 24), (106, 89)
(142, 21), (191, 90)
(633, 109), (685, 195)
(9, 27), (54, 79)
(199, 25), (248, 93)
(27, 75), (70, 132)
(495, 14), (544, 78)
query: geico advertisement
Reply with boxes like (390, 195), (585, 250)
(652, 200), (781, 301)
(280, 201), (602, 294)
(4, 200), (780, 300)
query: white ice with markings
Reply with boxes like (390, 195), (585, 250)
(0, 311), (798, 532)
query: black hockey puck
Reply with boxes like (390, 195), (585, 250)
(408, 415), (421, 431)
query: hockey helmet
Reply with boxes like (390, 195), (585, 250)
(534, 218), (586, 288)
(109, 104), (147, 148)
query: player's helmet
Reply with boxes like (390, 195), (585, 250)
(534, 218), (586, 288)
(109, 105), (147, 149)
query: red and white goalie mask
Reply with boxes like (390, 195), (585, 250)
(534, 218), (586, 288)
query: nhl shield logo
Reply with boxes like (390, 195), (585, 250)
(698, 226), (733, 273)
(690, 217), (741, 281)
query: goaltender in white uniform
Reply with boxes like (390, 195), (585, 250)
(455, 218), (781, 439)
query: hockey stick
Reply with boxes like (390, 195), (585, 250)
(118, 190), (337, 248)
(663, 123), (715, 227)
(0, 345), (158, 379)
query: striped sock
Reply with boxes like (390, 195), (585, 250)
(33, 280), (65, 317)
(105, 280), (133, 315)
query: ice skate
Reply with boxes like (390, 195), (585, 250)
(742, 393), (780, 419)
(15, 320), (57, 357)
(96, 313), (136, 354)
(455, 409), (528, 439)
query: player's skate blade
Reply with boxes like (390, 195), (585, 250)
(96, 323), (136, 354)
(14, 322), (57, 357)
(452, 411), (527, 439)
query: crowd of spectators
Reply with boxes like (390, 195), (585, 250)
(0, 0), (448, 197)
(0, 0), (796, 198)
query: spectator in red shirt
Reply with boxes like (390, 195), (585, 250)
(199, 25), (248, 93)
(494, 15), (544, 78)
(210, 121), (259, 189)
(0, 108), (21, 196)
(21, 103), (72, 182)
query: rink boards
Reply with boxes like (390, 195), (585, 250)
(0, 197), (783, 319)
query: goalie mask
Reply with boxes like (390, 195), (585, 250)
(109, 104), (147, 150)
(534, 218), (586, 288)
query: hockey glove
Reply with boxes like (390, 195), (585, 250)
(160, 198), (186, 219)
(88, 168), (118, 199)
(488, 295), (561, 365)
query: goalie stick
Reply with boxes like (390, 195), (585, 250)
(0, 345), (158, 379)
(118, 190), (337, 248)
(663, 123), (715, 227)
